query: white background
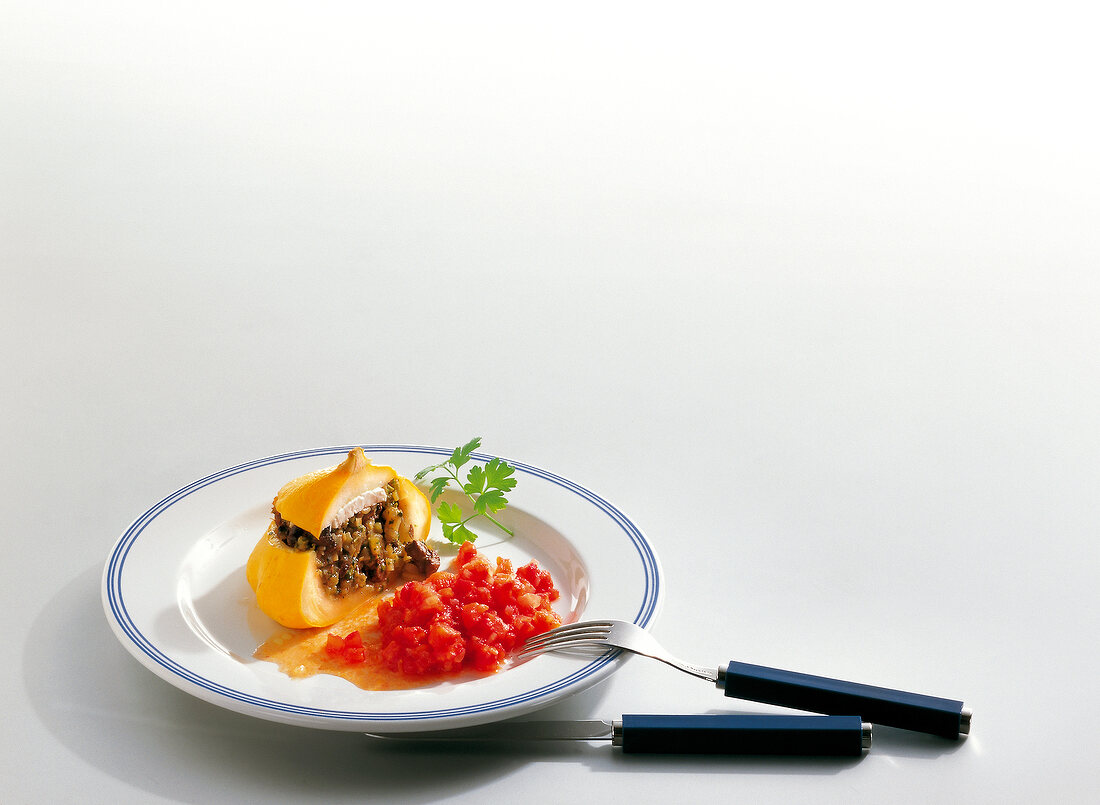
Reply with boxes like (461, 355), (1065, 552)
(2, 1), (1097, 802)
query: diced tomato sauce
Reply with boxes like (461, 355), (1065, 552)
(324, 630), (366, 664)
(326, 543), (561, 676)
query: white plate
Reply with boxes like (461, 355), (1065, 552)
(102, 445), (662, 732)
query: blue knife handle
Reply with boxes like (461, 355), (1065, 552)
(617, 714), (868, 755)
(722, 661), (969, 739)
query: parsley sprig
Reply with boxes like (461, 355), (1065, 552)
(415, 437), (518, 544)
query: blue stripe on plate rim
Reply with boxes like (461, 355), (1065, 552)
(103, 444), (662, 723)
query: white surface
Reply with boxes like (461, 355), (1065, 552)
(2, 1), (1098, 802)
(102, 444), (658, 731)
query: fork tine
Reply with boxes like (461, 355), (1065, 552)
(540, 619), (616, 635)
(518, 646), (605, 660)
(523, 621), (612, 646)
(517, 639), (609, 658)
(520, 622), (613, 656)
(521, 634), (608, 654)
(521, 630), (608, 652)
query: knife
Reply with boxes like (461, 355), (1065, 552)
(368, 714), (872, 756)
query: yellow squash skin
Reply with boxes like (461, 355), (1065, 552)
(246, 448), (433, 629)
(274, 447), (396, 540)
(393, 475), (431, 542)
(246, 524), (379, 628)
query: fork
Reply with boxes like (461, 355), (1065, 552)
(520, 619), (971, 739)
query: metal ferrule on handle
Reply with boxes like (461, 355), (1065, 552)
(719, 662), (971, 739)
(612, 714), (871, 755)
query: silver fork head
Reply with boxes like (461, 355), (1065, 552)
(530, 619), (616, 635)
(519, 618), (719, 683)
(518, 620), (616, 657)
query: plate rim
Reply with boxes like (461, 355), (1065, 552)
(101, 444), (663, 730)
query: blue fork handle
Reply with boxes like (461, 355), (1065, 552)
(722, 661), (970, 739)
(618, 714), (869, 755)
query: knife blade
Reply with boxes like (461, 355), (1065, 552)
(367, 714), (872, 756)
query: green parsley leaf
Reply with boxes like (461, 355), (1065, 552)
(450, 436), (481, 470)
(413, 464), (438, 481)
(437, 501), (464, 525)
(450, 524), (478, 544)
(463, 464), (487, 496)
(416, 437), (517, 544)
(473, 488), (508, 515)
(482, 457), (517, 493)
(428, 476), (451, 503)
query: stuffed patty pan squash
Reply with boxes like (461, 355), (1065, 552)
(246, 447), (438, 628)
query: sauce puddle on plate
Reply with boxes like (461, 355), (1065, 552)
(253, 592), (445, 691)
